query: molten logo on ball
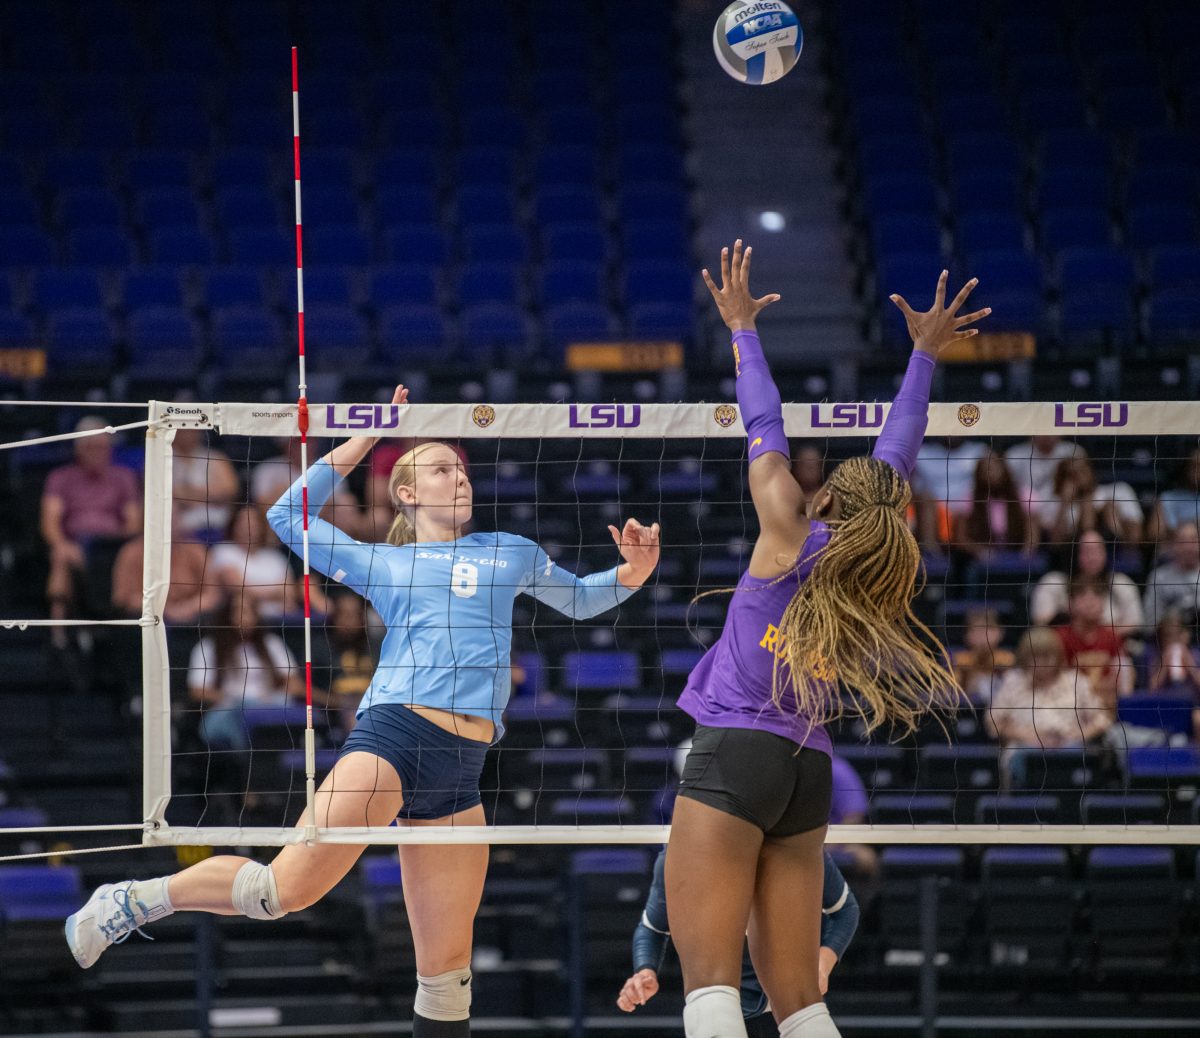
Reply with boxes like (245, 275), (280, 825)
(713, 1), (803, 85)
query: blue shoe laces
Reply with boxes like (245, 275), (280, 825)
(98, 886), (155, 946)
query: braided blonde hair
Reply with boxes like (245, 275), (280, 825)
(776, 455), (962, 738)
(384, 442), (446, 546)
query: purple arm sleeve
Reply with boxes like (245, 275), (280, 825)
(731, 329), (789, 464)
(872, 350), (936, 481)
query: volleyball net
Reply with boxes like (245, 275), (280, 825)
(6, 397), (1200, 852)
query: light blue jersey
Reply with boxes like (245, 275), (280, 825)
(267, 460), (635, 737)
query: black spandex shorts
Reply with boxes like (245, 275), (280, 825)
(676, 724), (832, 837)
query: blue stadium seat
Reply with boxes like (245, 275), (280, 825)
(143, 105), (212, 151)
(865, 173), (941, 218)
(46, 308), (114, 368)
(464, 107), (528, 149)
(374, 148), (439, 189)
(2, 111), (57, 150)
(615, 104), (675, 145)
(544, 301), (616, 344)
(531, 70), (592, 108)
(56, 187), (124, 228)
(384, 224), (451, 267)
(462, 224), (529, 265)
(201, 267), (270, 309)
(1019, 88), (1090, 132)
(453, 147), (520, 189)
(1085, 847), (1179, 968)
(226, 106), (281, 147)
(949, 171), (1024, 218)
(618, 183), (687, 225)
(1125, 167), (1197, 210)
(150, 226), (216, 265)
(126, 307), (200, 378)
(629, 301), (693, 339)
(368, 73), (437, 117)
(461, 303), (527, 355)
(228, 227), (293, 265)
(976, 794), (1064, 825)
(210, 149), (274, 190)
(967, 249), (1042, 294)
(616, 144), (686, 186)
(1126, 205), (1198, 250)
(1039, 207), (1113, 252)
(538, 186), (602, 226)
(957, 211), (1027, 254)
(210, 306), (285, 363)
(536, 146), (600, 188)
(561, 651), (640, 692)
(855, 96), (923, 138)
(457, 186), (516, 227)
(1098, 85), (1170, 131)
(1079, 793), (1167, 825)
(552, 797), (637, 825)
(121, 267), (184, 310)
(859, 134), (935, 176)
(307, 225), (373, 265)
(0, 865), (82, 921)
(1040, 130), (1114, 172)
(869, 794), (957, 825)
(30, 268), (105, 313)
(873, 213), (944, 258)
(369, 265), (440, 309)
(542, 106), (603, 148)
(0, 189), (41, 227)
(1131, 129), (1197, 170)
(305, 306), (371, 368)
(302, 268), (356, 308)
(1, 228), (55, 266)
(1056, 247), (1137, 293)
(456, 263), (522, 307)
(375, 186), (437, 227)
(544, 223), (608, 264)
(377, 305), (452, 360)
(308, 107), (370, 150)
(1058, 286), (1136, 342)
(948, 132), (1023, 178)
(1036, 168), (1110, 211)
(0, 310), (35, 346)
(623, 260), (692, 309)
(136, 187), (202, 231)
(625, 219), (690, 263)
(303, 187), (360, 227)
(938, 92), (1007, 137)
(540, 261), (605, 306)
(66, 227), (136, 265)
(216, 187), (281, 229)
(1149, 287), (1200, 340)
(1148, 246), (1200, 291)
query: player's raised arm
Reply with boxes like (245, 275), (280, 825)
(701, 240), (809, 557)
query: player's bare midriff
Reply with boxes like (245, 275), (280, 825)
(403, 704), (494, 744)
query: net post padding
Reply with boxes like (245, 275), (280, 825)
(141, 420), (174, 829)
(139, 824), (1200, 846)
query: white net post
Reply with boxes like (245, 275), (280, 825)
(141, 414), (174, 829)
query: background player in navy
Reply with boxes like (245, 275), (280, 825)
(618, 848), (859, 1037)
(66, 384), (660, 1038)
(669, 243), (986, 1038)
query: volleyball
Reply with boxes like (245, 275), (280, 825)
(712, 0), (803, 85)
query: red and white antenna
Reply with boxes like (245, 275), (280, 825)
(291, 46), (317, 841)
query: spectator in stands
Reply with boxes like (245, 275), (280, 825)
(828, 752), (878, 889)
(1146, 610), (1200, 696)
(111, 519), (214, 626)
(1035, 456), (1143, 554)
(252, 435), (368, 540)
(1143, 522), (1200, 633)
(172, 427), (240, 544)
(1004, 435), (1085, 516)
(952, 606), (1015, 705)
(790, 445), (826, 500)
(954, 450), (1035, 565)
(186, 592), (303, 754)
(1055, 576), (1134, 709)
(1147, 447), (1200, 551)
(988, 626), (1111, 753)
(210, 504), (329, 622)
(40, 417), (141, 646)
(320, 592), (381, 733)
(911, 437), (988, 553)
(1030, 530), (1144, 640)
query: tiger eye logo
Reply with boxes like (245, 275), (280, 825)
(471, 404), (496, 429)
(957, 404), (981, 428)
(713, 404), (738, 428)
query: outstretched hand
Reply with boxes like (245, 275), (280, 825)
(701, 239), (781, 331)
(890, 270), (991, 356)
(609, 518), (661, 586)
(390, 384), (410, 406)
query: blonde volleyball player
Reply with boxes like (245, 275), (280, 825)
(668, 243), (985, 1038)
(67, 384), (660, 1037)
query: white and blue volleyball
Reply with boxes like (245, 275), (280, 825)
(713, 1), (803, 85)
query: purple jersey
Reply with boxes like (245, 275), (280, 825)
(677, 521), (835, 754)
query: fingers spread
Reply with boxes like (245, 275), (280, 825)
(719, 246), (731, 289)
(954, 306), (991, 327)
(890, 293), (917, 320)
(741, 242), (752, 282)
(948, 276), (979, 315)
(701, 268), (719, 297)
(933, 268), (948, 309)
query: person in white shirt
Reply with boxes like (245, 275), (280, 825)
(1030, 529), (1144, 640)
(1005, 435), (1085, 515)
(1143, 523), (1200, 634)
(911, 437), (988, 551)
(1035, 456), (1143, 551)
(172, 428), (240, 543)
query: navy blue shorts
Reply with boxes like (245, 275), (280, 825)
(338, 704), (490, 821)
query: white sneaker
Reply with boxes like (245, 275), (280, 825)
(65, 881), (163, 969)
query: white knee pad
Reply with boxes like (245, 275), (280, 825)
(231, 861), (288, 921)
(779, 1002), (841, 1038)
(414, 968), (472, 1022)
(684, 985), (747, 1038)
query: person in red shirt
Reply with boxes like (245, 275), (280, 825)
(1055, 575), (1134, 709)
(40, 417), (141, 641)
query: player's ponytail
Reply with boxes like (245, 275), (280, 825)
(775, 455), (962, 738)
(385, 442), (445, 547)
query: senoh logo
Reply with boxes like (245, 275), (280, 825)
(164, 406), (210, 424)
(567, 404), (641, 429)
(325, 404), (401, 430)
(1054, 403), (1129, 428)
(809, 403), (885, 429)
